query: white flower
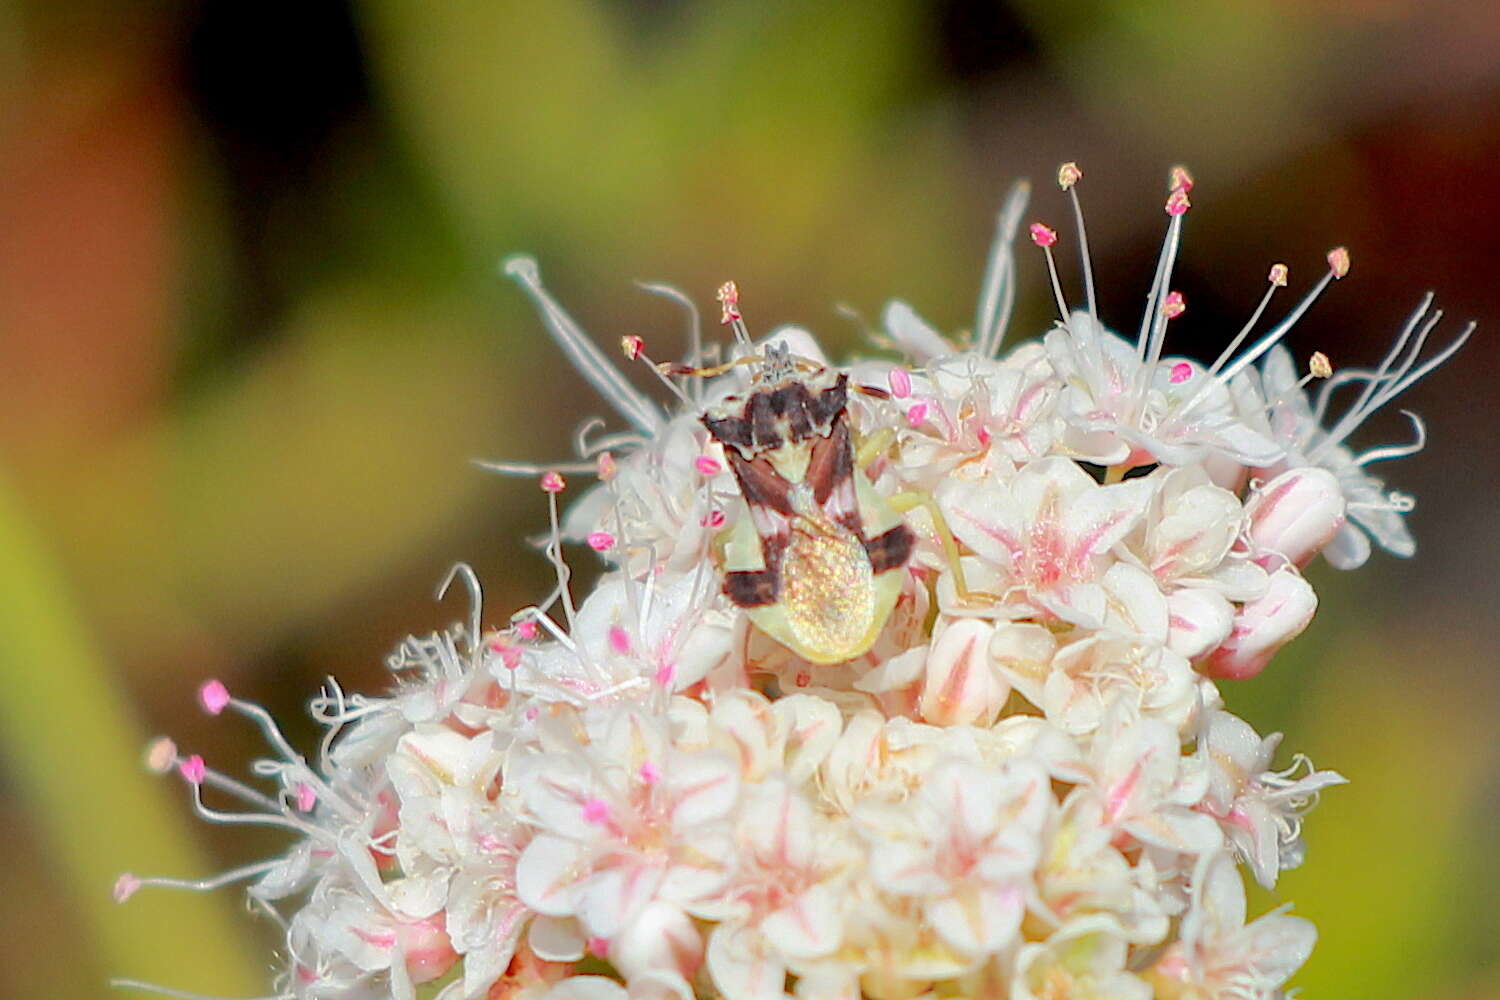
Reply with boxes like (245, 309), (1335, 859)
(1014, 916), (1153, 1000)
(515, 705), (741, 939)
(119, 167), (1434, 1000)
(704, 779), (854, 1000)
(1196, 711), (1346, 889)
(892, 347), (1060, 485)
(1252, 293), (1472, 569)
(938, 456), (1155, 627)
(1056, 703), (1222, 856)
(1045, 311), (1284, 469)
(1146, 852), (1316, 999)
(856, 758), (1049, 956)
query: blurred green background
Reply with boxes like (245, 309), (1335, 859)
(1, 1), (1497, 997)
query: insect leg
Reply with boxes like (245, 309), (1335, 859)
(886, 491), (970, 601)
(660, 356), (761, 379)
(854, 427), (896, 470)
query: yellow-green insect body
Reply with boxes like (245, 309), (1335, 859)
(702, 354), (913, 665)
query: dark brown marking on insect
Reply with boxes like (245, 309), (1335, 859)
(725, 451), (795, 517)
(746, 392), (784, 452)
(863, 524), (914, 575)
(805, 416), (856, 509)
(813, 375), (850, 426)
(703, 414), (754, 452)
(724, 568), (781, 608)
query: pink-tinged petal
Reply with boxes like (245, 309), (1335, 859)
(1151, 478), (1244, 578)
(1061, 477), (1154, 564)
(1235, 913), (1317, 985)
(1035, 581), (1107, 629)
(1012, 456), (1097, 518)
(924, 759), (1004, 842)
(523, 757), (600, 834)
(609, 901), (703, 983)
(665, 751), (741, 828)
(578, 861), (666, 938)
(1188, 852), (1249, 943)
(772, 695), (843, 786)
(516, 835), (589, 917)
(1125, 807), (1223, 855)
(1166, 588), (1234, 660)
(1101, 563), (1169, 640)
(600, 708), (671, 777)
(1229, 798), (1282, 890)
(659, 827), (734, 904)
(926, 883), (1025, 955)
(940, 477), (1026, 567)
(921, 619), (1006, 727)
(706, 924), (788, 1000)
(1202, 569), (1317, 680)
(762, 881), (843, 960)
(869, 838), (944, 897)
(741, 780), (816, 871)
(1246, 467), (1345, 568)
(988, 622), (1057, 707)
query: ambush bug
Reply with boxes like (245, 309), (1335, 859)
(668, 283), (966, 665)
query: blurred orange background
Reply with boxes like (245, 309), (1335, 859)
(1, 2), (1497, 997)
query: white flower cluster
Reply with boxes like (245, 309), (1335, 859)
(117, 167), (1471, 1000)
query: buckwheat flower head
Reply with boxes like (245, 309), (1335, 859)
(117, 163), (1470, 1000)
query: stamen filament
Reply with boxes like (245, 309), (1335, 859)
(1215, 267), (1338, 383)
(128, 860), (282, 896)
(1065, 186), (1100, 333)
(503, 256), (663, 435)
(976, 181), (1031, 357)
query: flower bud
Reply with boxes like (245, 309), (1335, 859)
(921, 618), (1008, 726)
(609, 901), (703, 982)
(1246, 467), (1346, 568)
(1165, 588), (1234, 661)
(1202, 570), (1317, 680)
(397, 912), (458, 985)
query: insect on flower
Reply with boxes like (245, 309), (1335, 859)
(667, 283), (956, 665)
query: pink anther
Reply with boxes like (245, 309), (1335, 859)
(1169, 165), (1195, 193)
(1169, 362), (1194, 384)
(609, 626), (632, 655)
(695, 456), (722, 476)
(582, 798), (611, 825)
(1058, 162), (1083, 190)
(638, 761), (662, 785)
(1268, 263), (1289, 287)
(1162, 291), (1186, 319)
(199, 679), (231, 716)
(587, 531), (616, 552)
(654, 661), (675, 688)
(905, 402), (929, 428)
(295, 783), (318, 811)
(179, 754), (206, 785)
(1028, 223), (1058, 247)
(888, 367), (912, 399)
(1165, 189), (1191, 216)
(596, 452), (617, 482)
(620, 335), (645, 361)
(516, 620), (540, 640)
(540, 471), (566, 493)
